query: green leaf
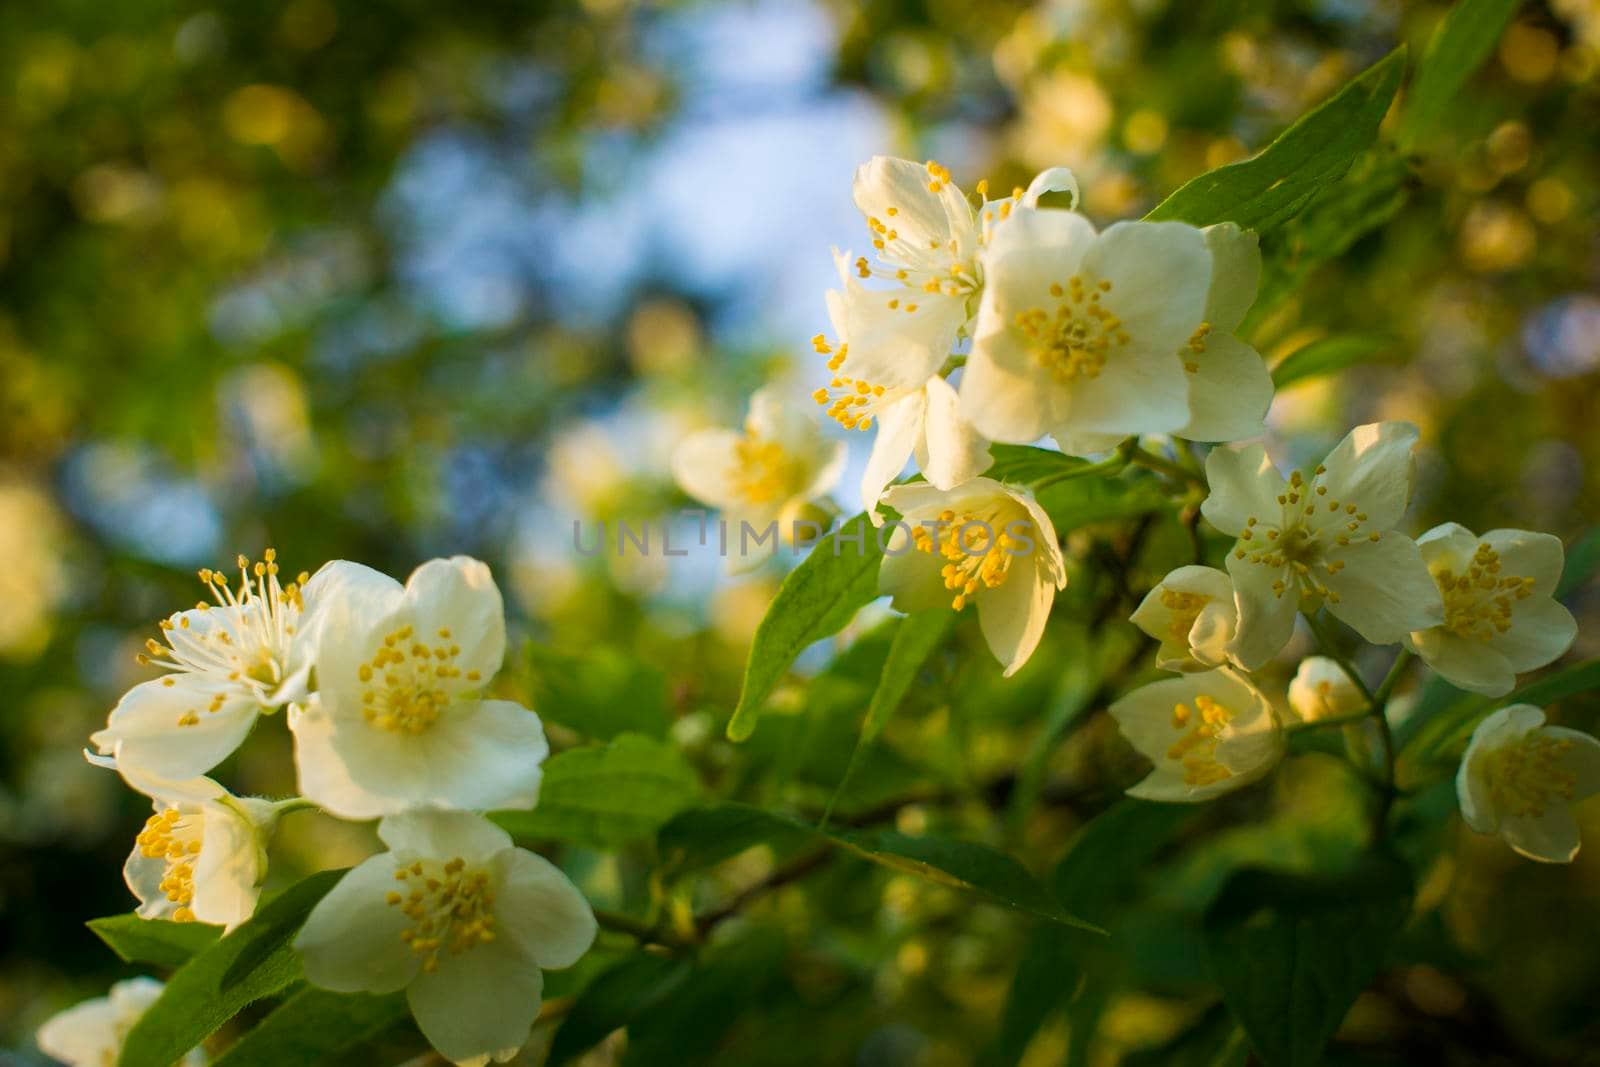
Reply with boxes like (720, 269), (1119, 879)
(862, 611), (955, 747)
(1400, 0), (1521, 148)
(1204, 855), (1413, 1067)
(1035, 473), (1170, 533)
(88, 915), (222, 969)
(209, 988), (409, 1067)
(1271, 335), (1396, 389)
(621, 931), (788, 1066)
(119, 869), (346, 1067)
(726, 512), (884, 741)
(1053, 799), (1198, 925)
(1557, 526), (1600, 599)
(1145, 48), (1406, 233)
(490, 733), (699, 849)
(985, 444), (1091, 483)
(548, 952), (693, 1067)
(982, 927), (1078, 1067)
(1400, 659), (1600, 769)
(527, 644), (670, 740)
(659, 804), (1099, 931)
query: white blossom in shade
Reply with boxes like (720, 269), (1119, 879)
(815, 251), (991, 522)
(671, 384), (847, 568)
(1175, 223), (1274, 443)
(1402, 524), (1578, 697)
(877, 478), (1065, 677)
(89, 554), (377, 789)
(1109, 668), (1285, 802)
(1457, 704), (1600, 863)
(1202, 422), (1444, 670)
(126, 778), (276, 931)
(959, 202), (1254, 452)
(36, 977), (205, 1067)
(1129, 565), (1240, 672)
(1287, 656), (1367, 723)
(294, 810), (596, 1067)
(289, 557), (549, 820)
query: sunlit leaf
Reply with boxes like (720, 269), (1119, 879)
(1271, 335), (1396, 389)
(1400, 0), (1521, 148)
(88, 915), (221, 969)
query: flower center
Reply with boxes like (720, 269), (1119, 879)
(852, 160), (989, 297)
(1434, 542), (1535, 641)
(358, 625), (473, 734)
(810, 338), (891, 432)
(1233, 467), (1376, 602)
(142, 549), (310, 725)
(1158, 588), (1209, 642)
(1166, 694), (1234, 786)
(387, 857), (497, 973)
(726, 435), (799, 507)
(136, 808), (202, 923)
(911, 506), (1030, 612)
(1014, 275), (1129, 383)
(1486, 732), (1576, 819)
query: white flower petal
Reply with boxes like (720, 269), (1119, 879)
(1481, 528), (1567, 597)
(1545, 726), (1600, 802)
(1053, 341), (1190, 437)
(190, 799), (271, 930)
(916, 375), (991, 490)
(861, 391), (925, 522)
(1200, 223), (1261, 333)
(37, 993), (127, 1067)
(1405, 628), (1516, 697)
(831, 282), (968, 389)
(976, 550), (1056, 677)
(1325, 534), (1444, 643)
(1287, 656), (1368, 722)
(1081, 221), (1211, 359)
(853, 156), (965, 258)
(1415, 521), (1479, 564)
(297, 560), (402, 672)
(379, 809), (514, 866)
(407, 939), (543, 1067)
(1222, 558), (1297, 670)
(1315, 421), (1418, 532)
(1500, 805), (1582, 864)
(959, 333), (1067, 443)
(1110, 669), (1281, 802)
(1177, 333), (1272, 442)
(404, 557), (507, 686)
(878, 536), (952, 614)
(1202, 442), (1283, 535)
(492, 848), (597, 970)
(1021, 166), (1081, 209)
(671, 428), (743, 511)
(294, 854), (422, 994)
(92, 675), (259, 785)
(125, 844), (176, 921)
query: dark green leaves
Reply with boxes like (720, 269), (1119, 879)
(548, 953), (693, 1067)
(859, 610), (954, 746)
(209, 988), (410, 1067)
(88, 915), (222, 968)
(1400, 0), (1521, 148)
(1557, 526), (1600, 598)
(118, 869), (345, 1067)
(1146, 48), (1405, 233)
(657, 804), (1099, 931)
(1271, 335), (1396, 389)
(527, 644), (671, 740)
(727, 512), (884, 741)
(1204, 855), (1412, 1067)
(490, 733), (699, 849)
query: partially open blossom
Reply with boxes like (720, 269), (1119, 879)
(1202, 422), (1444, 669)
(1287, 656), (1367, 722)
(295, 810), (596, 1067)
(960, 202), (1268, 453)
(877, 478), (1065, 677)
(817, 251), (991, 521)
(1109, 668), (1284, 801)
(36, 977), (205, 1067)
(1129, 565), (1239, 672)
(290, 557), (548, 820)
(1458, 704), (1600, 863)
(672, 384), (846, 566)
(89, 555), (371, 790)
(1403, 524), (1578, 696)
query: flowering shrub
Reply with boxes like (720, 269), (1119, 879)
(36, 8), (1600, 1067)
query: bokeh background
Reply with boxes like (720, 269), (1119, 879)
(2, 0), (1598, 1063)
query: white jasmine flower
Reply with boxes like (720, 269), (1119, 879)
(960, 202), (1269, 452)
(294, 810), (596, 1067)
(1129, 565), (1240, 672)
(877, 478), (1065, 677)
(672, 384), (846, 565)
(1458, 704), (1600, 863)
(290, 557), (548, 820)
(36, 977), (205, 1067)
(89, 553), (377, 788)
(1109, 668), (1284, 801)
(1403, 524), (1578, 696)
(1202, 422), (1444, 669)
(1287, 656), (1367, 723)
(128, 778), (276, 930)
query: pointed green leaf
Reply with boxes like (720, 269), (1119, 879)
(1400, 0), (1521, 148)
(548, 952), (693, 1067)
(1271, 335), (1396, 389)
(88, 915), (222, 969)
(209, 988), (409, 1067)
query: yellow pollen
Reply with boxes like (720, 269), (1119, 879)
(1485, 732), (1577, 818)
(1435, 542), (1534, 641)
(360, 623), (463, 734)
(1014, 275), (1124, 383)
(911, 506), (1032, 613)
(1165, 693), (1234, 786)
(726, 435), (798, 506)
(389, 857), (498, 973)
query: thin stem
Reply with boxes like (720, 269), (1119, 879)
(1303, 611), (1397, 844)
(1302, 612), (1375, 705)
(1373, 648), (1414, 707)
(1128, 445), (1206, 487)
(1031, 438), (1135, 490)
(592, 908), (694, 951)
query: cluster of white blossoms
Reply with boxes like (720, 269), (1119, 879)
(672, 155), (1590, 863)
(48, 553), (595, 1067)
